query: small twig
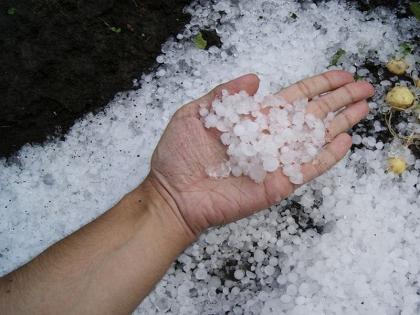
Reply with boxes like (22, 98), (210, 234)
(384, 111), (420, 147)
(99, 18), (121, 33)
(99, 17), (111, 28)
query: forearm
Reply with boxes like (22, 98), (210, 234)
(0, 178), (194, 315)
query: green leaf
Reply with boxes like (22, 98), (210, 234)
(410, 2), (420, 20)
(110, 27), (121, 33)
(7, 7), (17, 15)
(193, 32), (207, 50)
(400, 42), (413, 56)
(330, 48), (346, 66)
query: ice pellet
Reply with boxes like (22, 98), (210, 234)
(200, 91), (331, 184)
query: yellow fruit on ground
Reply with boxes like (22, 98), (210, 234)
(388, 157), (407, 175)
(386, 59), (409, 75)
(385, 86), (415, 110)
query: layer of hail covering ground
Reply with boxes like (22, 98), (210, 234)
(0, 1), (419, 314)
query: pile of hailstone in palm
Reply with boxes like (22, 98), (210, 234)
(200, 91), (333, 184)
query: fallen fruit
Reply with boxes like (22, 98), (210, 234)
(386, 59), (409, 75)
(385, 86), (415, 110)
(388, 157), (407, 175)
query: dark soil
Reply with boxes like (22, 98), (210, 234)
(200, 29), (222, 49)
(0, 0), (191, 158)
(353, 0), (412, 16)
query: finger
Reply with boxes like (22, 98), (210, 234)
(301, 133), (352, 183)
(199, 73), (260, 106)
(276, 70), (354, 102)
(326, 100), (369, 141)
(307, 81), (374, 118)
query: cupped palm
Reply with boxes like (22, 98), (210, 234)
(150, 71), (374, 235)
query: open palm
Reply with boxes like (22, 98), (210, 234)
(149, 71), (374, 236)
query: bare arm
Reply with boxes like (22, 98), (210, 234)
(0, 179), (194, 315)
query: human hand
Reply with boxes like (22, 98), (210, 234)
(147, 71), (374, 238)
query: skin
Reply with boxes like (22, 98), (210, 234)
(0, 71), (374, 315)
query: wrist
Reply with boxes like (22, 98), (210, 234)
(126, 177), (197, 250)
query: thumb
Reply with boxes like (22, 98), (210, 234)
(207, 73), (261, 101)
(185, 73), (261, 113)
